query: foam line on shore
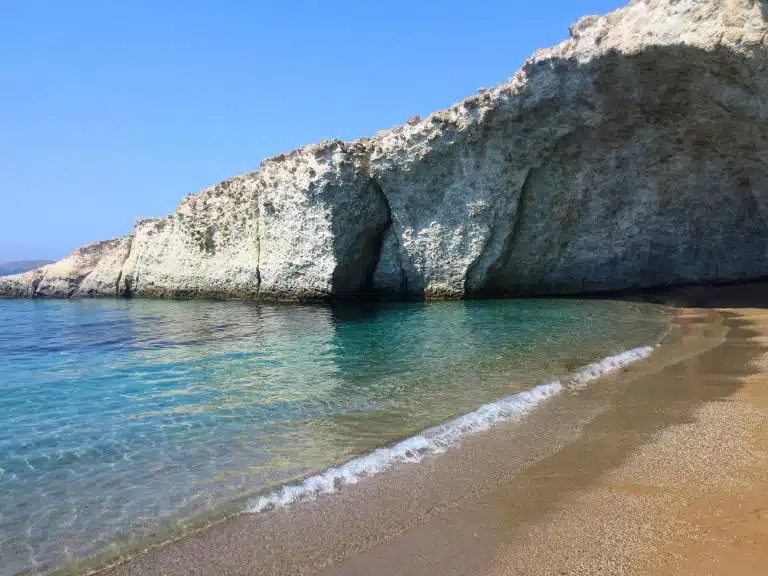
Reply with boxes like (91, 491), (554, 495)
(246, 346), (655, 513)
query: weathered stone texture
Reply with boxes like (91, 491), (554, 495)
(3, 0), (767, 300)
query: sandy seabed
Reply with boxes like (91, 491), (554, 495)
(79, 284), (768, 576)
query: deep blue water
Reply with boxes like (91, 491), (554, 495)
(0, 298), (668, 575)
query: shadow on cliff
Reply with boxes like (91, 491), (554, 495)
(454, 34), (768, 302)
(319, 32), (768, 306)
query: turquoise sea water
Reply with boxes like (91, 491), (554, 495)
(0, 298), (668, 575)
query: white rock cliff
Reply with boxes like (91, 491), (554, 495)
(3, 0), (768, 300)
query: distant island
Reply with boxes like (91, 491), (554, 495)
(0, 260), (54, 277)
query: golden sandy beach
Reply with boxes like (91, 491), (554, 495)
(86, 285), (768, 576)
(486, 305), (768, 575)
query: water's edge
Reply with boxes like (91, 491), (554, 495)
(53, 344), (658, 576)
(246, 346), (655, 513)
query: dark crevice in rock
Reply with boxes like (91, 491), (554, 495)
(463, 223), (496, 299)
(361, 150), (407, 296)
(371, 179), (408, 295)
(477, 167), (535, 296)
(30, 274), (44, 298)
(368, 182), (392, 289)
(114, 270), (123, 298)
(361, 179), (394, 293)
(123, 261), (139, 298)
(67, 275), (89, 299)
(112, 235), (135, 298)
(473, 125), (587, 297)
(329, 174), (392, 297)
(504, 169), (533, 264)
(114, 236), (135, 298)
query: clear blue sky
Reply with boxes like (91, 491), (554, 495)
(0, 0), (624, 263)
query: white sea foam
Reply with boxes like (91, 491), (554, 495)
(246, 345), (655, 513)
(568, 346), (654, 390)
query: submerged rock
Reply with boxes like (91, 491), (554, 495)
(3, 0), (768, 300)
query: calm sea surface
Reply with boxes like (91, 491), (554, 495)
(0, 298), (668, 575)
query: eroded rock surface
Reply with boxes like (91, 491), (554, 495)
(3, 0), (768, 300)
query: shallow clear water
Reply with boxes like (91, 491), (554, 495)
(0, 298), (668, 575)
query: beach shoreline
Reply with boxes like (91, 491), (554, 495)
(65, 285), (768, 576)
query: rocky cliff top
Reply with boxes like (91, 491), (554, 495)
(255, 0), (767, 173)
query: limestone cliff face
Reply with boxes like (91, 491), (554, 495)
(3, 0), (768, 300)
(117, 175), (261, 298)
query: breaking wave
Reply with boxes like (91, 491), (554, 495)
(246, 345), (654, 513)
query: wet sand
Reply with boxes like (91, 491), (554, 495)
(85, 286), (768, 576)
